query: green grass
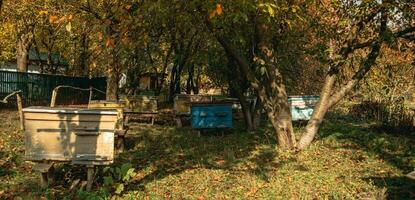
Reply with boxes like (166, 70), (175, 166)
(0, 110), (414, 199)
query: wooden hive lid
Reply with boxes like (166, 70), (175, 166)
(23, 106), (118, 115)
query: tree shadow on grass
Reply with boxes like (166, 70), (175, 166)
(364, 176), (415, 200)
(318, 112), (415, 199)
(113, 121), (297, 192)
(0, 151), (14, 177)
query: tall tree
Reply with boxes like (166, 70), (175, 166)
(200, 0), (414, 150)
(3, 0), (41, 72)
(77, 0), (140, 100)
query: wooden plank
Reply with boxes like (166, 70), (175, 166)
(25, 120), (117, 130)
(23, 108), (116, 163)
(33, 162), (54, 173)
(24, 112), (117, 122)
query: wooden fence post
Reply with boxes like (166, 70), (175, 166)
(16, 92), (24, 130)
(1, 90), (24, 130)
(50, 87), (58, 107)
(89, 87), (93, 104)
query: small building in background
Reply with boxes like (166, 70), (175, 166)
(0, 49), (69, 74)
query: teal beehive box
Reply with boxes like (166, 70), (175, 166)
(190, 102), (233, 129)
(288, 95), (319, 121)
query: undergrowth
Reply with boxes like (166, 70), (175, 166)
(0, 110), (414, 199)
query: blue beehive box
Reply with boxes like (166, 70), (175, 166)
(191, 102), (233, 129)
(288, 95), (319, 121)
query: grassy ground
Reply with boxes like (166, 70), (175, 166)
(0, 110), (414, 199)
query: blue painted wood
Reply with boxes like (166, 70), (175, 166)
(288, 95), (319, 121)
(191, 104), (232, 129)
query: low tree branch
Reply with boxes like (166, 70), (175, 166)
(327, 9), (389, 108)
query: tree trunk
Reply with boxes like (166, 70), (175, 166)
(252, 97), (262, 130)
(266, 108), (295, 150)
(155, 44), (173, 96)
(298, 22), (384, 150)
(16, 32), (33, 72)
(193, 65), (201, 94)
(226, 56), (255, 131)
(46, 51), (56, 74)
(205, 18), (297, 149)
(186, 64), (194, 94)
(273, 86), (297, 150)
(255, 22), (296, 150)
(106, 49), (119, 100)
(106, 68), (118, 100)
(0, 0), (3, 15)
(297, 72), (336, 149)
(77, 33), (88, 76)
(168, 53), (188, 101)
(232, 82), (255, 131)
(168, 62), (179, 102)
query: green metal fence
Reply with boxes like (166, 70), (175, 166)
(0, 71), (106, 108)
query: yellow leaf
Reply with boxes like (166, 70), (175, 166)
(65, 22), (72, 32)
(39, 10), (48, 15)
(267, 5), (274, 17)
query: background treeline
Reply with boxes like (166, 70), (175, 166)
(0, 0), (413, 149)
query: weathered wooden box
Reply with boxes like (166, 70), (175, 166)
(125, 96), (158, 113)
(190, 102), (233, 129)
(288, 95), (319, 121)
(88, 100), (125, 129)
(23, 107), (118, 165)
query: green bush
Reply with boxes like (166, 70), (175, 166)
(102, 163), (137, 195)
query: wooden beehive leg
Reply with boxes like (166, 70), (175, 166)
(117, 136), (125, 153)
(125, 114), (130, 125)
(47, 165), (55, 185)
(34, 162), (53, 188)
(151, 115), (155, 125)
(176, 117), (182, 128)
(86, 165), (95, 191)
(40, 172), (49, 188)
(16, 93), (24, 131)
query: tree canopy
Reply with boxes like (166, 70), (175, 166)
(0, 0), (413, 150)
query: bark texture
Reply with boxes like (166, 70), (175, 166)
(16, 31), (34, 72)
(297, 11), (387, 150)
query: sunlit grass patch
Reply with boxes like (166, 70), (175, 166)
(0, 110), (414, 199)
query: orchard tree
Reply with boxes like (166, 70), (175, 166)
(34, 1), (74, 74)
(197, 0), (415, 150)
(76, 0), (141, 100)
(2, 0), (42, 72)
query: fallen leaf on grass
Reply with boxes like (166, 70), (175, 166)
(213, 176), (221, 181)
(245, 187), (258, 197)
(197, 196), (206, 200)
(215, 159), (225, 166)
